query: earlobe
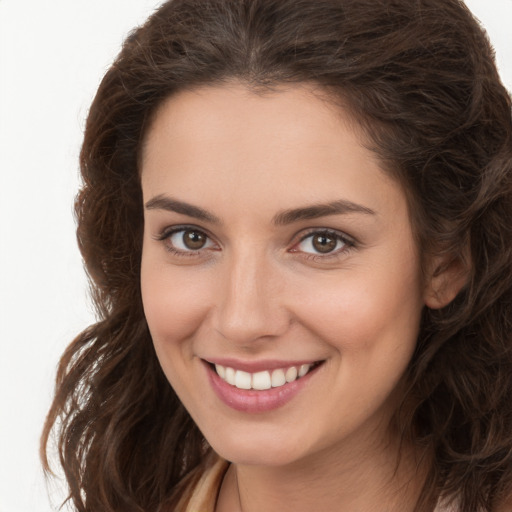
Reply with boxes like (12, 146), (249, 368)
(423, 256), (469, 309)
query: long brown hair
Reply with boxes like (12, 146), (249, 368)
(41, 1), (512, 510)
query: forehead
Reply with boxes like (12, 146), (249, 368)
(141, 83), (354, 168)
(140, 83), (405, 222)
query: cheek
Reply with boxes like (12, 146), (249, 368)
(292, 260), (424, 355)
(140, 259), (213, 346)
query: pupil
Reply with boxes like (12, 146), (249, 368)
(312, 234), (336, 253)
(183, 230), (206, 250)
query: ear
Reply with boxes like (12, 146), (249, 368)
(423, 254), (469, 309)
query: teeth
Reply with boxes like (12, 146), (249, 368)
(225, 367), (236, 386)
(271, 369), (286, 387)
(215, 364), (226, 379)
(235, 370), (252, 389)
(299, 364), (311, 377)
(252, 371), (272, 390)
(214, 363), (316, 390)
(285, 366), (298, 382)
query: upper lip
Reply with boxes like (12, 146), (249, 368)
(203, 357), (322, 373)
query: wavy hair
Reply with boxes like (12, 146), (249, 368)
(41, 0), (512, 510)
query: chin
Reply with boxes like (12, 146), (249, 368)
(205, 426), (312, 467)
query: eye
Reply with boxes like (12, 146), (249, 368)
(170, 229), (209, 250)
(159, 227), (217, 255)
(294, 230), (352, 256)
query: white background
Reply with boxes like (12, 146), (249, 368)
(0, 1), (510, 511)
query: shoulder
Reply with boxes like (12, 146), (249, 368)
(174, 453), (229, 512)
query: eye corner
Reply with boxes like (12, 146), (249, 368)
(288, 227), (356, 260)
(153, 224), (220, 258)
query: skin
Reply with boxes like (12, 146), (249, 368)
(140, 83), (449, 511)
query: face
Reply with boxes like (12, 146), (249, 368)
(140, 83), (428, 468)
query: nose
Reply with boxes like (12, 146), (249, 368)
(212, 248), (290, 346)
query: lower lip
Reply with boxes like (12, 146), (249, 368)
(205, 362), (321, 413)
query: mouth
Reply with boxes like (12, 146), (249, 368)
(207, 360), (324, 391)
(204, 358), (325, 413)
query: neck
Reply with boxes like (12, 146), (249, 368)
(216, 429), (430, 512)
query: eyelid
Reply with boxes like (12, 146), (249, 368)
(291, 226), (356, 244)
(288, 227), (356, 256)
(155, 224), (213, 241)
(153, 224), (356, 259)
(154, 224), (219, 255)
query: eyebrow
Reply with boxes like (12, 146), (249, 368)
(273, 200), (376, 225)
(145, 195), (221, 224)
(144, 195), (375, 225)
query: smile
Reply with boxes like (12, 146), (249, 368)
(214, 363), (317, 390)
(204, 358), (324, 413)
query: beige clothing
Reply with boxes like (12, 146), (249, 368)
(176, 455), (456, 512)
(176, 456), (229, 512)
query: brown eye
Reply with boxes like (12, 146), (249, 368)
(295, 230), (350, 256)
(182, 229), (207, 250)
(167, 228), (214, 252)
(312, 234), (337, 253)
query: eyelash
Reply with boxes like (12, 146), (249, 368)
(292, 228), (355, 261)
(155, 225), (217, 258)
(154, 225), (356, 260)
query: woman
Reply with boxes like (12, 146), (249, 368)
(41, 0), (512, 510)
